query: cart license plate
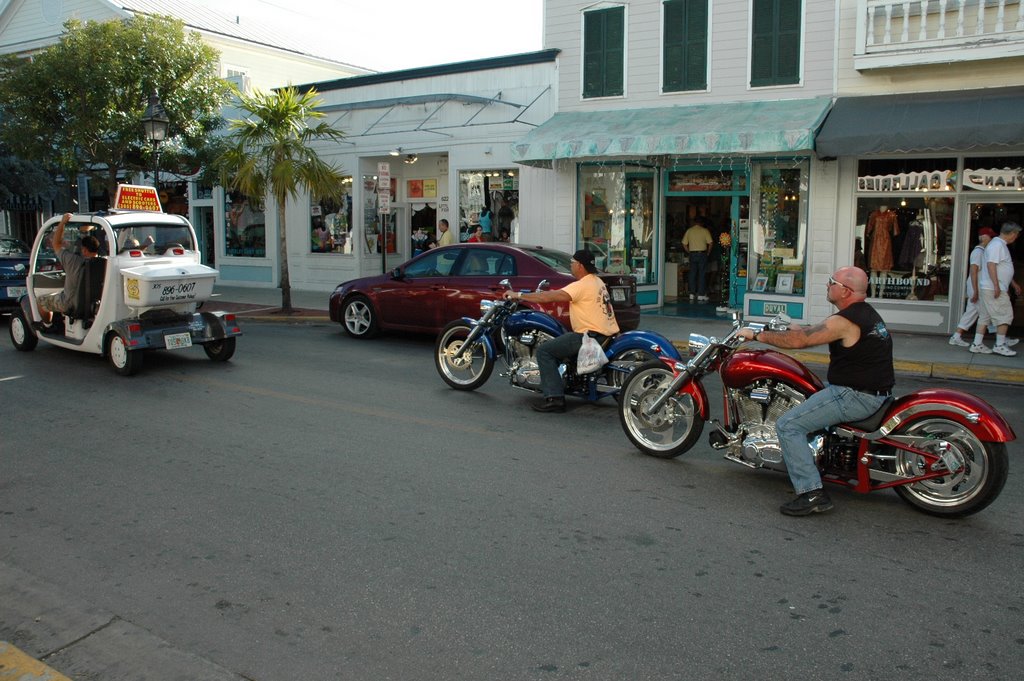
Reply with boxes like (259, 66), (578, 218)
(5, 286), (26, 298)
(611, 287), (627, 302)
(165, 332), (192, 349)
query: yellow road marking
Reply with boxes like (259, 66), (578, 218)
(0, 641), (71, 681)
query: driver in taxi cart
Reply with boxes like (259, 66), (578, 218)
(36, 212), (100, 325)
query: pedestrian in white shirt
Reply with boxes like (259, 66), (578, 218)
(971, 221), (1022, 356)
(949, 227), (996, 347)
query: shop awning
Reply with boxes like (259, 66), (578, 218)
(816, 87), (1024, 158)
(511, 98), (832, 166)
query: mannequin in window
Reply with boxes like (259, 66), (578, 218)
(865, 204), (899, 297)
(899, 211), (926, 300)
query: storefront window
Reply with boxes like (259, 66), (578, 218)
(855, 158), (956, 301)
(579, 164), (656, 284)
(962, 156), (1024, 191)
(310, 177), (353, 254)
(750, 163), (808, 295)
(226, 191), (266, 258)
(458, 170), (518, 242)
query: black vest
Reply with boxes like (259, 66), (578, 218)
(827, 302), (895, 392)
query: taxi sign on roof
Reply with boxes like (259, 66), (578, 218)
(113, 184), (163, 212)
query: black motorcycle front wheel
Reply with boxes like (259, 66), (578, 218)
(435, 321), (494, 391)
(889, 417), (1009, 518)
(618, 360), (703, 458)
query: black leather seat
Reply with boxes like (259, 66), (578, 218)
(66, 257), (106, 326)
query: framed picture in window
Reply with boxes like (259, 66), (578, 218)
(775, 273), (795, 294)
(752, 275), (768, 293)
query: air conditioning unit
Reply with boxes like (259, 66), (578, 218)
(226, 74), (251, 95)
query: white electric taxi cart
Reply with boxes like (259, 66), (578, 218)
(8, 185), (241, 375)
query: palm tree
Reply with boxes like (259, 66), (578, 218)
(216, 86), (346, 312)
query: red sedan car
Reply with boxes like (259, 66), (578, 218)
(329, 243), (639, 338)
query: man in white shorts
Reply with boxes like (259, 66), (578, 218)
(971, 221), (1022, 357)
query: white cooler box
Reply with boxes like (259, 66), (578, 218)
(121, 263), (218, 308)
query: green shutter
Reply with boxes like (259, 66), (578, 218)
(751, 0), (801, 87)
(684, 0), (708, 90)
(663, 0), (707, 93)
(584, 6), (625, 98)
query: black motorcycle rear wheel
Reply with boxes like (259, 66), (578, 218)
(435, 321), (494, 391)
(619, 360), (703, 458)
(890, 417), (1009, 518)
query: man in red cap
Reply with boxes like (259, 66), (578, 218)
(949, 227), (997, 347)
(503, 248), (619, 412)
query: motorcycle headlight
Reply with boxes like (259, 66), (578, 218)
(687, 333), (710, 358)
(480, 300), (495, 314)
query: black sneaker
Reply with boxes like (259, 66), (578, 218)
(780, 489), (834, 516)
(531, 396), (566, 413)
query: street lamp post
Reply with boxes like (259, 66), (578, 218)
(141, 91), (170, 191)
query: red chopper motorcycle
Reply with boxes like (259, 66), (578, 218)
(618, 314), (1013, 517)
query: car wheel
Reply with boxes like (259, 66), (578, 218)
(342, 295), (379, 339)
(9, 310), (38, 351)
(107, 333), (142, 376)
(203, 337), (236, 362)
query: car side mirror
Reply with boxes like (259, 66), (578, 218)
(391, 267), (404, 280)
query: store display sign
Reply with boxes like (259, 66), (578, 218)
(962, 168), (1024, 191)
(668, 171), (733, 192)
(857, 170), (954, 192)
(748, 299), (804, 319)
(113, 184), (162, 212)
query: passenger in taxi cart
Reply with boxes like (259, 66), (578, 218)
(36, 212), (100, 325)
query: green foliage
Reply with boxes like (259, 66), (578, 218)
(215, 86), (348, 310)
(0, 14), (231, 195)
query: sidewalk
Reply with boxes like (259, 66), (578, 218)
(206, 284), (1024, 386)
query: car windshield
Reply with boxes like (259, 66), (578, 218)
(114, 224), (196, 254)
(524, 248), (574, 275)
(0, 237), (30, 256)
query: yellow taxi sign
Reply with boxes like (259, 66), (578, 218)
(113, 184), (163, 212)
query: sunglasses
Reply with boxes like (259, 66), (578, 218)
(828, 276), (853, 292)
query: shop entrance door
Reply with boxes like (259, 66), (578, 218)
(961, 201), (1024, 334)
(191, 206), (215, 266)
(663, 168), (749, 311)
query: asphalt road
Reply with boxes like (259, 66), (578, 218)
(2, 321), (1023, 680)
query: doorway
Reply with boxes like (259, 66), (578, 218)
(665, 196), (734, 306)
(192, 206), (215, 266)
(963, 201), (1024, 334)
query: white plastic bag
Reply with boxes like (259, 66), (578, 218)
(577, 333), (609, 374)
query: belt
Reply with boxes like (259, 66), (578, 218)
(856, 388), (892, 397)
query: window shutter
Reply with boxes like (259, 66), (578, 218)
(684, 0), (708, 90)
(663, 0), (707, 92)
(583, 7), (625, 98)
(750, 0), (776, 87)
(663, 0), (685, 92)
(775, 0), (801, 84)
(604, 7), (625, 96)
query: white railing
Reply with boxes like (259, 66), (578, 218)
(855, 0), (1024, 68)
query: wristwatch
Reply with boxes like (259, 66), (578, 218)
(754, 330), (763, 342)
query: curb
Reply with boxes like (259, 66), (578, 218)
(0, 641), (71, 681)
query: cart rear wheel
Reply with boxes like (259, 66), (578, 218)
(107, 333), (142, 376)
(203, 337), (236, 362)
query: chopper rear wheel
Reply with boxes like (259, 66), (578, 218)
(890, 418), (1008, 518)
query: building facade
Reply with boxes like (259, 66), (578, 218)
(816, 0), (1024, 334)
(513, 0), (842, 325)
(212, 51), (558, 290)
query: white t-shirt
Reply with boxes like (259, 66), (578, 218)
(979, 236), (1014, 292)
(965, 244), (985, 297)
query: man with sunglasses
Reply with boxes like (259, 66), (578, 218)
(737, 266), (894, 516)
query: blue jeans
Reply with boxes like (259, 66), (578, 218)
(688, 252), (708, 296)
(537, 332), (584, 398)
(776, 385), (888, 494)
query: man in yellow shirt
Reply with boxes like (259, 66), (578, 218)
(504, 249), (619, 412)
(682, 218), (714, 302)
(435, 219), (454, 247)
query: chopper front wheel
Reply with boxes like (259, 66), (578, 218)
(435, 321), (494, 391)
(618, 361), (703, 458)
